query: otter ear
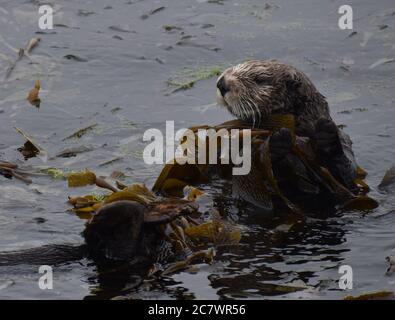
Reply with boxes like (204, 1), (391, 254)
(284, 72), (302, 91)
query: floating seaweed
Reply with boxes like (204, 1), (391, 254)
(152, 115), (377, 212)
(62, 124), (98, 141)
(27, 80), (41, 108)
(344, 291), (395, 300)
(0, 161), (33, 184)
(167, 65), (224, 93)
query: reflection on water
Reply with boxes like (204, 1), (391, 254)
(0, 0), (395, 299)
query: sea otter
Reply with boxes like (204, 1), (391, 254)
(216, 60), (358, 191)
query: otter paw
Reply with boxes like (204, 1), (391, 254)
(314, 118), (342, 156)
(269, 128), (293, 162)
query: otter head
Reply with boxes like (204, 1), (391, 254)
(216, 60), (318, 126)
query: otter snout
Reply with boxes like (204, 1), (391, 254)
(216, 76), (229, 97)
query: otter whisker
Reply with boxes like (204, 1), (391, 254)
(238, 100), (249, 123)
(251, 98), (263, 125)
(246, 99), (258, 128)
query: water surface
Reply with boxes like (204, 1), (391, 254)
(0, 0), (395, 299)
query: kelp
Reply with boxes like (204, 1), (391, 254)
(161, 248), (215, 276)
(62, 114), (378, 281)
(146, 199), (198, 225)
(105, 188), (153, 205)
(152, 114), (377, 213)
(66, 170), (236, 269)
(67, 169), (118, 192)
(259, 138), (301, 214)
(184, 220), (241, 245)
(183, 186), (205, 201)
(342, 196), (379, 211)
(152, 159), (209, 196)
(293, 146), (378, 211)
(67, 170), (97, 187)
(68, 178), (159, 217)
(0, 161), (33, 184)
(344, 291), (395, 300)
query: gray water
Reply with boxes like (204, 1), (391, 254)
(0, 0), (394, 299)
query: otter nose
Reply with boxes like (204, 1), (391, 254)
(217, 77), (229, 97)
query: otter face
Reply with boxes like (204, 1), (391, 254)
(216, 60), (291, 125)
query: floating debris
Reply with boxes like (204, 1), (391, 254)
(304, 57), (321, 66)
(369, 58), (395, 69)
(110, 170), (125, 180)
(78, 9), (95, 17)
(167, 66), (224, 92)
(54, 146), (93, 158)
(208, 0), (224, 4)
(62, 124), (98, 141)
(162, 25), (183, 32)
(25, 37), (41, 54)
(378, 165), (395, 191)
(99, 157), (123, 167)
(4, 48), (24, 80)
(0, 162), (32, 184)
(27, 80), (41, 108)
(54, 23), (69, 28)
(347, 31), (357, 38)
(110, 106), (122, 113)
(339, 64), (350, 72)
(337, 107), (368, 114)
(41, 168), (68, 179)
(109, 25), (136, 33)
(15, 127), (48, 162)
(0, 280), (14, 291)
(63, 54), (88, 62)
(386, 256), (395, 276)
(141, 6), (165, 20)
(175, 38), (221, 52)
(4, 37), (41, 80)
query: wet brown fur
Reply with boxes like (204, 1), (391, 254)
(217, 60), (331, 136)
